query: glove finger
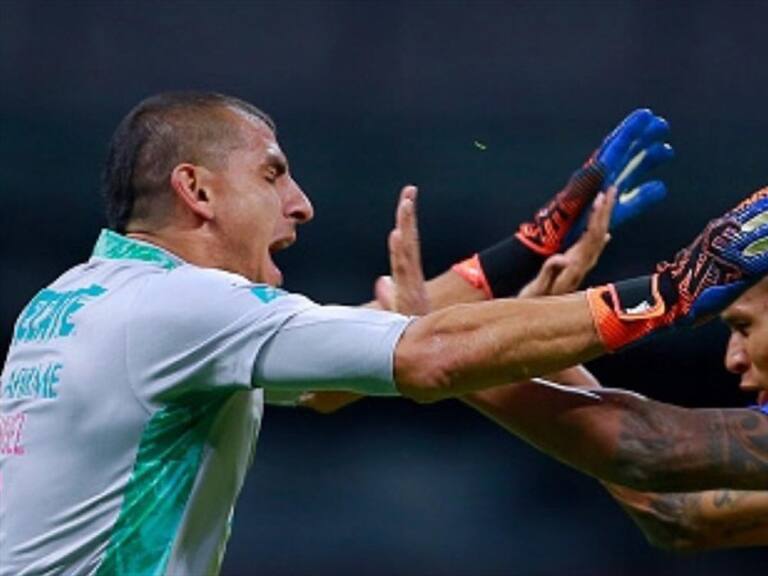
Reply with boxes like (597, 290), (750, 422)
(597, 109), (654, 170)
(627, 116), (671, 159)
(610, 180), (667, 230)
(614, 143), (674, 191)
(736, 201), (768, 266)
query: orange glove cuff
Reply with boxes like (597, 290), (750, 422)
(586, 277), (668, 351)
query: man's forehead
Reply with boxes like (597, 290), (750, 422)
(722, 276), (768, 318)
(227, 108), (287, 165)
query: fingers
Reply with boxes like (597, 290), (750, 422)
(598, 109), (673, 195)
(598, 109), (654, 169)
(614, 143), (674, 192)
(374, 275), (396, 311)
(518, 254), (568, 298)
(611, 180), (667, 229)
(387, 185), (430, 315)
(394, 185), (422, 271)
(627, 115), (670, 158)
(550, 190), (614, 295)
(523, 192), (615, 298)
(576, 189), (613, 259)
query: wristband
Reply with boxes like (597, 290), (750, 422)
(451, 255), (493, 298)
(452, 235), (548, 299)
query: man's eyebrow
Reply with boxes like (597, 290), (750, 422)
(721, 309), (747, 325)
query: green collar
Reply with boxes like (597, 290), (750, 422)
(91, 229), (183, 270)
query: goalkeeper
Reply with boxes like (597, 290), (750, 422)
(2, 93), (767, 575)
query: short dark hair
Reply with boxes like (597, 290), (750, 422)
(101, 91), (275, 232)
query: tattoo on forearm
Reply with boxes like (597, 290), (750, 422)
(615, 403), (768, 489)
(713, 489), (734, 508)
(707, 411), (768, 478)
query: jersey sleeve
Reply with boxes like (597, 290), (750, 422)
(253, 304), (411, 397)
(126, 266), (410, 407)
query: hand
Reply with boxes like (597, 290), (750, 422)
(568, 111), (673, 244)
(520, 188), (616, 298)
(375, 185), (431, 315)
(588, 186), (768, 350)
(659, 186), (768, 324)
(300, 186), (431, 413)
(517, 109), (671, 257)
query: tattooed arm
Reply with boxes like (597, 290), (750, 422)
(603, 484), (768, 550)
(465, 382), (768, 492)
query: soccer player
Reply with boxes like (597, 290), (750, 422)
(2, 92), (767, 574)
(373, 174), (768, 550)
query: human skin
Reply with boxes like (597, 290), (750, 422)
(374, 186), (768, 548)
(122, 108), (608, 402)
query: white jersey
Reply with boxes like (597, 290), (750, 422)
(0, 230), (410, 576)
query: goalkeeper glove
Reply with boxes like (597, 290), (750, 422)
(588, 187), (768, 350)
(454, 108), (672, 297)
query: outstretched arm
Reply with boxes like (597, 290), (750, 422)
(465, 380), (768, 492)
(352, 171), (768, 549)
(605, 484), (768, 550)
(304, 109), (671, 410)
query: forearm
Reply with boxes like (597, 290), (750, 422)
(605, 483), (768, 550)
(423, 269), (487, 307)
(462, 380), (768, 491)
(395, 292), (604, 401)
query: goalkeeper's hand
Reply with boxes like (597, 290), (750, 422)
(588, 187), (768, 350)
(569, 111), (673, 240)
(455, 109), (673, 299)
(517, 108), (673, 256)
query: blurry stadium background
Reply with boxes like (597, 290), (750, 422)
(2, 1), (768, 574)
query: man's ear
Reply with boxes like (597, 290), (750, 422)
(169, 163), (215, 221)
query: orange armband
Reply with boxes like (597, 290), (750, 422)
(452, 254), (493, 299)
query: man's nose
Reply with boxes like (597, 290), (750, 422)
(283, 177), (314, 224)
(724, 334), (750, 375)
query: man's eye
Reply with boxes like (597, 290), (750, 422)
(732, 322), (750, 336)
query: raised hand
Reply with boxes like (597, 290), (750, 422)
(520, 188), (615, 299)
(519, 109), (671, 256)
(375, 185), (430, 316)
(455, 109), (672, 300)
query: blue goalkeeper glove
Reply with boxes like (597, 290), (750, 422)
(456, 109), (672, 298)
(568, 110), (674, 243)
(588, 187), (768, 350)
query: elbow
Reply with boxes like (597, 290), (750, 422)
(645, 531), (696, 552)
(642, 521), (711, 553)
(619, 492), (711, 552)
(393, 324), (460, 403)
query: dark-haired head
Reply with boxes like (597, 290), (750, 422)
(101, 92), (275, 232)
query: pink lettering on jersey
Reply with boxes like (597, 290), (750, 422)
(0, 412), (27, 455)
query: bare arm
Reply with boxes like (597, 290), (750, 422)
(465, 380), (768, 491)
(385, 185), (607, 401)
(340, 186), (768, 545)
(301, 186), (610, 411)
(394, 292), (602, 401)
(605, 484), (768, 550)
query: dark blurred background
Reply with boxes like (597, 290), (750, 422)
(2, 1), (767, 574)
